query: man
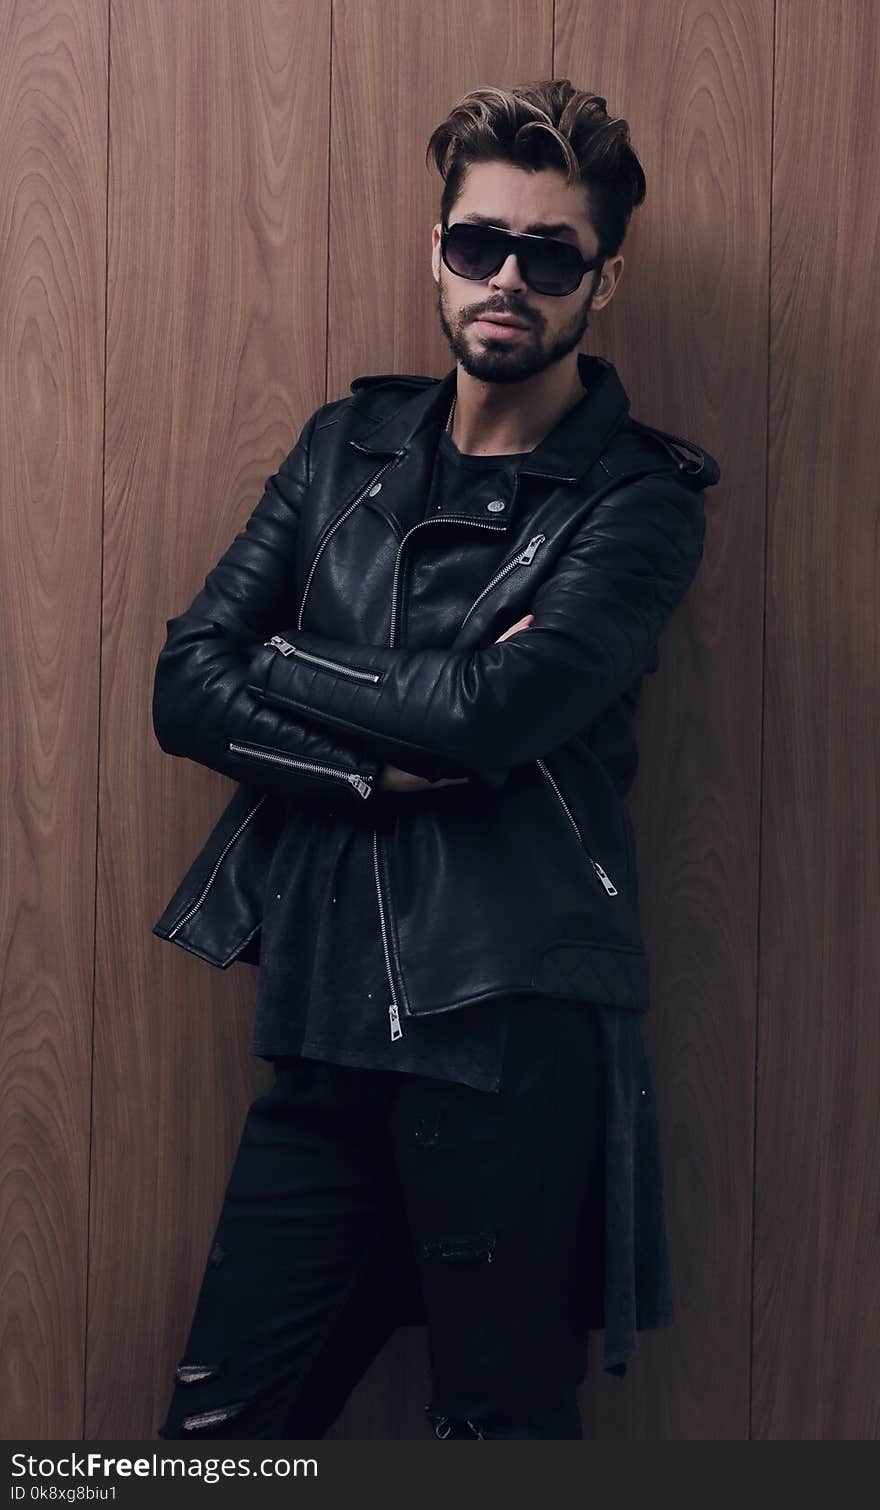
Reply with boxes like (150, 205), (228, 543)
(152, 80), (720, 1440)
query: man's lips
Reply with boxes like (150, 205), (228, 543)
(474, 314), (529, 328)
(473, 315), (530, 339)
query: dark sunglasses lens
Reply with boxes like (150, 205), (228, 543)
(443, 225), (501, 279)
(444, 224), (581, 294)
(525, 241), (582, 294)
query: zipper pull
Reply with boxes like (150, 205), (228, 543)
(264, 634), (297, 656)
(518, 533), (546, 564)
(591, 859), (618, 896)
(349, 774), (373, 799)
(388, 1000), (403, 1040)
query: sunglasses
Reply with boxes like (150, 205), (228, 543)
(440, 220), (604, 297)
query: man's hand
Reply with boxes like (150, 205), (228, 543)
(377, 613), (535, 791)
(494, 612), (536, 644)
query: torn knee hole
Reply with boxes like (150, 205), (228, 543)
(424, 1405), (485, 1439)
(180, 1400), (249, 1431)
(421, 1232), (496, 1263)
(175, 1362), (221, 1385)
(414, 1116), (440, 1144)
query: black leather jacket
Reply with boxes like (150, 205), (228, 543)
(152, 353), (720, 1023)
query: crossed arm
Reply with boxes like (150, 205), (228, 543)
(153, 410), (707, 809)
(154, 417), (520, 807)
(242, 477), (706, 786)
(378, 612), (534, 791)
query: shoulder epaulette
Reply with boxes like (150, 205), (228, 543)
(626, 417), (719, 483)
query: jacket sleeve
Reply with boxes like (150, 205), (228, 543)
(151, 409), (390, 810)
(245, 474), (708, 786)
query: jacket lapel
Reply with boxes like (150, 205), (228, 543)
(347, 352), (633, 540)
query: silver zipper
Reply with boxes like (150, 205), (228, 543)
(227, 741), (373, 798)
(372, 828), (403, 1039)
(264, 635), (381, 683)
(297, 455), (401, 629)
(372, 509), (521, 1018)
(458, 533), (546, 631)
(535, 757), (618, 895)
(389, 516), (507, 646)
(168, 794), (267, 937)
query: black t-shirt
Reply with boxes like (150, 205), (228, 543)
(248, 427), (536, 1091)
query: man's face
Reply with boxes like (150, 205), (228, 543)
(431, 160), (624, 385)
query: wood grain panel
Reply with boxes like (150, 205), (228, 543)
(89, 0), (330, 1440)
(551, 1), (763, 1440)
(325, 0), (553, 1438)
(0, 0), (107, 1442)
(327, 0), (552, 399)
(6, 0), (873, 1447)
(753, 0), (880, 1439)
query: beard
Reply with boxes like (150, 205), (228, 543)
(435, 272), (595, 385)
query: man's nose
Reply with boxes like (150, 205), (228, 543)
(487, 254), (527, 291)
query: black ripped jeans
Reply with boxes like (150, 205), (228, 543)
(155, 997), (605, 1441)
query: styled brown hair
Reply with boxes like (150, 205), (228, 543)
(426, 80), (646, 296)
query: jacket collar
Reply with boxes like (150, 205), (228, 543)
(349, 352), (631, 486)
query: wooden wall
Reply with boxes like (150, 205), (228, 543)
(1, 0), (877, 1441)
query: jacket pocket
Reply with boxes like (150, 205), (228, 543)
(457, 533), (547, 633)
(153, 784), (280, 968)
(535, 756), (620, 898)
